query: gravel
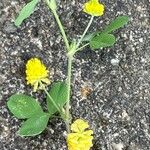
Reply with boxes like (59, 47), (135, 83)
(0, 0), (150, 150)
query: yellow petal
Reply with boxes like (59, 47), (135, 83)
(67, 132), (93, 150)
(71, 119), (89, 132)
(83, 130), (93, 136)
(25, 58), (50, 92)
(83, 0), (104, 16)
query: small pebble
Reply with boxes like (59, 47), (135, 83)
(111, 58), (120, 66)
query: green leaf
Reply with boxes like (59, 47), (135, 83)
(18, 112), (49, 137)
(7, 94), (43, 119)
(15, 0), (39, 27)
(47, 82), (68, 115)
(82, 16), (129, 42)
(103, 16), (129, 33)
(90, 33), (116, 49)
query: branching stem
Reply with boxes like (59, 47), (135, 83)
(46, 0), (94, 133)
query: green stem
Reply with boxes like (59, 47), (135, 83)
(41, 82), (66, 119)
(65, 16), (94, 131)
(46, 0), (70, 50)
(66, 55), (73, 133)
(53, 10), (70, 50)
(76, 43), (89, 52)
(46, 1), (94, 134)
(76, 16), (94, 49)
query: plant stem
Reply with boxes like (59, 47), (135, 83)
(65, 55), (73, 133)
(46, 1), (94, 133)
(46, 0), (69, 50)
(76, 16), (94, 49)
(76, 43), (89, 52)
(52, 10), (70, 50)
(65, 17), (94, 131)
(41, 82), (66, 119)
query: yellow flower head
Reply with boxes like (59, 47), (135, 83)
(67, 119), (93, 150)
(83, 0), (105, 16)
(26, 58), (50, 92)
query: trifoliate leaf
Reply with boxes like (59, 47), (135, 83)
(83, 16), (129, 42)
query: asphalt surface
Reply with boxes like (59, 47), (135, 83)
(0, 0), (150, 150)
